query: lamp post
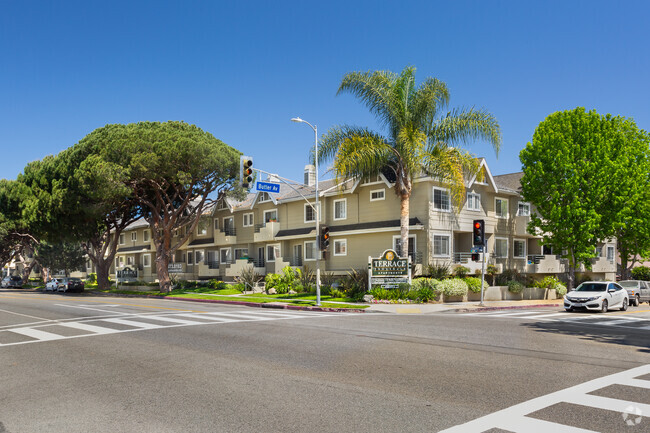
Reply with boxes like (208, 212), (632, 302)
(291, 117), (321, 306)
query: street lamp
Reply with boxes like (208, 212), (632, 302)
(291, 117), (321, 306)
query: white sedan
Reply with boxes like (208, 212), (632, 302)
(564, 281), (628, 313)
(45, 279), (61, 292)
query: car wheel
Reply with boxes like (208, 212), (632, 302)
(633, 295), (640, 307)
(601, 300), (608, 313)
(621, 299), (628, 311)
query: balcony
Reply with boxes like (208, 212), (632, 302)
(453, 252), (496, 273)
(215, 227), (237, 245)
(253, 221), (280, 242)
(525, 254), (565, 274)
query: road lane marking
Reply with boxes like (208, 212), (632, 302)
(59, 322), (120, 334)
(55, 304), (132, 315)
(101, 318), (164, 329)
(9, 327), (66, 342)
(439, 364), (650, 433)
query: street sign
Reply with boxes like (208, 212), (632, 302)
(256, 181), (280, 193)
(368, 249), (411, 290)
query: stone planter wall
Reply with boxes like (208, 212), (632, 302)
(444, 286), (559, 302)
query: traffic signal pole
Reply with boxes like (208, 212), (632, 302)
(480, 246), (486, 307)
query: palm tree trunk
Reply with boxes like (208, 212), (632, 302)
(399, 194), (410, 258)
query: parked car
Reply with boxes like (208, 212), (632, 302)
(57, 277), (84, 293)
(0, 276), (10, 288)
(618, 280), (650, 306)
(45, 278), (61, 292)
(8, 276), (23, 288)
(564, 281), (628, 313)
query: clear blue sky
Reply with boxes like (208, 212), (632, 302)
(2, 1), (649, 183)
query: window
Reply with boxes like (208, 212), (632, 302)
(143, 254), (151, 268)
(542, 245), (553, 255)
(304, 203), (317, 223)
(433, 188), (450, 211)
(495, 237), (508, 258)
(243, 213), (254, 227)
(266, 244), (280, 261)
(186, 251), (194, 265)
(264, 209), (277, 223)
(143, 230), (150, 242)
(119, 234), (126, 245)
(517, 202), (531, 217)
(213, 219), (219, 230)
(223, 217), (234, 235)
(433, 235), (450, 257)
(334, 199), (347, 220)
(197, 219), (209, 236)
(126, 256), (134, 266)
(495, 198), (508, 219)
(393, 235), (416, 259)
(220, 248), (232, 263)
(467, 192), (481, 211)
(607, 246), (615, 261)
(361, 174), (383, 185)
(333, 239), (347, 256)
(116, 256), (124, 267)
(304, 241), (317, 261)
(195, 250), (204, 264)
(131, 232), (137, 242)
(370, 189), (385, 201)
(258, 192), (271, 203)
(234, 248), (248, 260)
(513, 239), (526, 258)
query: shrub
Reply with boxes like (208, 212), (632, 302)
(465, 277), (484, 293)
(298, 266), (315, 290)
(236, 265), (263, 291)
(507, 280), (524, 294)
(496, 268), (521, 286)
(417, 286), (436, 302)
(320, 271), (337, 289)
(208, 279), (227, 290)
(453, 265), (470, 278)
(438, 278), (468, 297)
(533, 275), (566, 296)
(329, 288), (344, 298)
(485, 264), (499, 285)
(86, 273), (97, 283)
(427, 262), (451, 279)
(631, 266), (650, 281)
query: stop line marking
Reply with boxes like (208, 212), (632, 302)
(439, 364), (650, 433)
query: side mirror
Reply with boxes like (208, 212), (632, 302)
(608, 288), (616, 293)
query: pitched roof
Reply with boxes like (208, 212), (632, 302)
(492, 172), (524, 194)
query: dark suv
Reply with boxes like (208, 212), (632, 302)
(8, 276), (23, 288)
(58, 277), (84, 293)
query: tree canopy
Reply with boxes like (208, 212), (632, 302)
(520, 107), (650, 286)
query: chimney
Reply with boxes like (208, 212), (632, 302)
(304, 165), (315, 186)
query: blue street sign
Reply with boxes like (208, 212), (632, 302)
(256, 181), (280, 193)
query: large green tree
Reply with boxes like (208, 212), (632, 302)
(92, 121), (240, 292)
(319, 66), (501, 257)
(520, 107), (650, 288)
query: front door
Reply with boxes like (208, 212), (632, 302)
(258, 247), (265, 267)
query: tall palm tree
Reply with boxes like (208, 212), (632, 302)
(319, 66), (501, 258)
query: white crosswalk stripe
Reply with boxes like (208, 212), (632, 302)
(440, 364), (650, 433)
(0, 310), (353, 347)
(464, 309), (650, 329)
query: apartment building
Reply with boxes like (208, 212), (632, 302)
(111, 160), (617, 283)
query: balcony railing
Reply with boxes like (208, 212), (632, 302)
(205, 260), (220, 270)
(527, 255), (546, 265)
(220, 227), (236, 237)
(288, 256), (303, 267)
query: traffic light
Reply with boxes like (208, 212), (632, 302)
(473, 219), (485, 246)
(320, 226), (330, 250)
(240, 156), (253, 188)
(472, 253), (480, 262)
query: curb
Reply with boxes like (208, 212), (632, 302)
(446, 303), (563, 313)
(87, 291), (368, 313)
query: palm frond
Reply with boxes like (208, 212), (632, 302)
(410, 78), (450, 132)
(429, 107), (502, 156)
(422, 144), (480, 206)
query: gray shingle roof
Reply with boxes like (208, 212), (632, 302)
(493, 172), (523, 193)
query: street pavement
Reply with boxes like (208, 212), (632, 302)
(0, 289), (648, 432)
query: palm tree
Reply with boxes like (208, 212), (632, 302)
(319, 66), (501, 258)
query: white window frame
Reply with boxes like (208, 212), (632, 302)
(234, 248), (248, 260)
(370, 189), (385, 202)
(432, 234), (450, 257)
(361, 174), (383, 186)
(126, 256), (134, 266)
(213, 219), (219, 230)
(467, 192), (481, 211)
(304, 241), (317, 261)
(304, 203), (318, 223)
(495, 237), (509, 258)
(243, 213), (254, 227)
(119, 233), (126, 245)
(186, 251), (194, 265)
(217, 200), (228, 210)
(220, 248), (232, 263)
(143, 254), (151, 268)
(607, 246), (615, 261)
(495, 198), (509, 219)
(517, 201), (531, 217)
(333, 239), (347, 256)
(197, 219), (209, 236)
(223, 216), (234, 232)
(266, 244), (280, 262)
(264, 209), (278, 223)
(195, 249), (204, 264)
(131, 232), (137, 242)
(392, 235), (416, 258)
(433, 187), (451, 212)
(333, 198), (347, 221)
(513, 239), (527, 258)
(143, 230), (150, 242)
(258, 192), (271, 203)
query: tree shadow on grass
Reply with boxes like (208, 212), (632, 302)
(523, 318), (650, 354)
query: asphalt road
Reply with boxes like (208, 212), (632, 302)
(0, 289), (648, 433)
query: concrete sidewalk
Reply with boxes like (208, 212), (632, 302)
(365, 298), (563, 314)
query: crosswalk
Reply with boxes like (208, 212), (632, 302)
(463, 309), (650, 330)
(440, 364), (650, 432)
(0, 309), (350, 347)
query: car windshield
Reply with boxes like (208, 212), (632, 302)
(574, 283), (607, 292)
(69, 278), (81, 282)
(619, 281), (639, 288)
